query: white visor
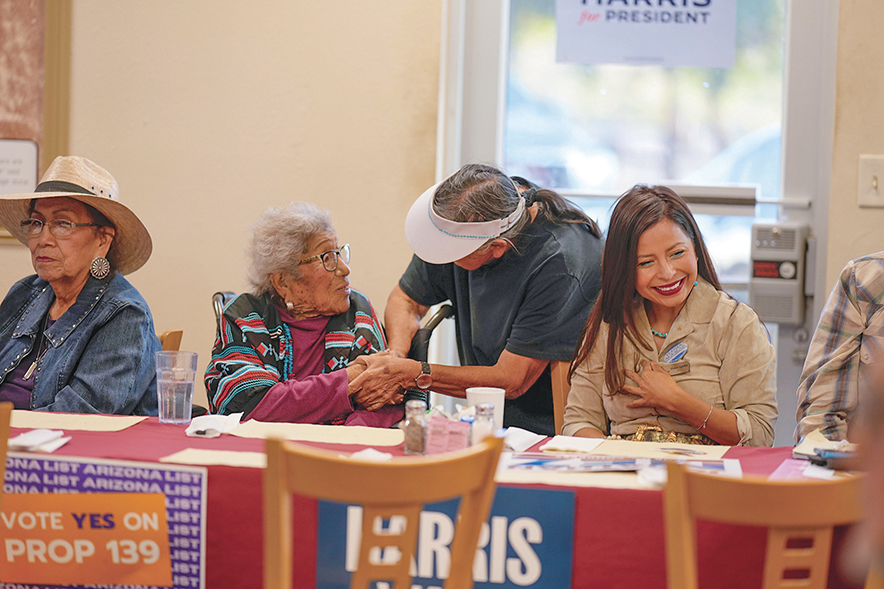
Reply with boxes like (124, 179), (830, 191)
(404, 180), (526, 265)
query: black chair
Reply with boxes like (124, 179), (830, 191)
(192, 292), (237, 418)
(404, 303), (454, 406)
(212, 291), (237, 336)
(408, 303), (455, 363)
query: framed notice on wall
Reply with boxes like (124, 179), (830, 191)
(0, 139), (39, 245)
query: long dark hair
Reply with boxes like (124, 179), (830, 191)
(433, 164), (602, 246)
(569, 185), (720, 393)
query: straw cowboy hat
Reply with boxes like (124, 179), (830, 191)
(0, 156), (152, 275)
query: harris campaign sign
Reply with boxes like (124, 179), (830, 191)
(556, 0), (737, 68)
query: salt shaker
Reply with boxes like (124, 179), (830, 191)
(471, 402), (495, 445)
(403, 399), (428, 455)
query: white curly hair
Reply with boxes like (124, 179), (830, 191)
(246, 202), (335, 296)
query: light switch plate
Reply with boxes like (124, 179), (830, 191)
(858, 154), (884, 207)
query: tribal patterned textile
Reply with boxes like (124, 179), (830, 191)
(205, 289), (386, 419)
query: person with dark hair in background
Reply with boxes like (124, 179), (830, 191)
(348, 163), (604, 435)
(564, 185), (777, 446)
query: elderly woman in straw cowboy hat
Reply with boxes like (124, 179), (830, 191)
(0, 156), (159, 414)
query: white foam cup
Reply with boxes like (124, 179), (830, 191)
(465, 387), (505, 431)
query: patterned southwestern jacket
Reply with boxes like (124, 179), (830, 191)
(205, 289), (386, 421)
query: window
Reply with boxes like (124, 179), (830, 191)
(503, 0), (786, 287)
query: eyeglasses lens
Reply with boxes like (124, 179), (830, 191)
(21, 219), (43, 235)
(50, 220), (74, 237)
(321, 245), (350, 272)
(21, 219), (76, 237)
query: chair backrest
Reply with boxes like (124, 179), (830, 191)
(158, 329), (183, 351)
(212, 291), (237, 336)
(263, 436), (504, 589)
(550, 360), (571, 435)
(404, 303), (454, 406)
(0, 402), (12, 513)
(407, 303), (454, 363)
(664, 461), (867, 589)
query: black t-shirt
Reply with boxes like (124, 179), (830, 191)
(399, 218), (603, 435)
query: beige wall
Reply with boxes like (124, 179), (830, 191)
(2, 1), (882, 408)
(0, 1), (441, 407)
(826, 0), (884, 285)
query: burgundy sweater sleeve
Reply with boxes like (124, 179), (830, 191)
(344, 404), (404, 428)
(247, 370), (353, 423)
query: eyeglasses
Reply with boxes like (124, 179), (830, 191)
(296, 243), (350, 272)
(20, 218), (102, 238)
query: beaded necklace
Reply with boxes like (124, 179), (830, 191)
(650, 327), (668, 339)
(281, 324), (294, 380)
(648, 280), (698, 339)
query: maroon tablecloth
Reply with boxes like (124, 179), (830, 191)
(8, 417), (863, 589)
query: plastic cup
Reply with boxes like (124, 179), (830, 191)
(155, 351), (198, 424)
(465, 387), (505, 431)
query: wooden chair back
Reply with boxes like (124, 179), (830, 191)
(0, 402), (12, 512)
(263, 436), (504, 589)
(550, 360), (571, 435)
(664, 461), (867, 589)
(158, 329), (183, 351)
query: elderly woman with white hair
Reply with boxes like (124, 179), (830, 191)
(205, 202), (403, 426)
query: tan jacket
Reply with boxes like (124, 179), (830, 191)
(563, 280), (777, 446)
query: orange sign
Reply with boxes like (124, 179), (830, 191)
(1, 492), (172, 586)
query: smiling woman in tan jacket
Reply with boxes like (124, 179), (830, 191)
(563, 185), (777, 447)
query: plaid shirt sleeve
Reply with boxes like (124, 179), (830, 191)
(795, 253), (884, 442)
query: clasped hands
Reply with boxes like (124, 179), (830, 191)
(347, 350), (415, 412)
(621, 359), (686, 412)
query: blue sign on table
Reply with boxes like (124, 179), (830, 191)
(317, 486), (575, 588)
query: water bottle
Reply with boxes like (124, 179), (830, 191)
(471, 403), (495, 445)
(403, 399), (428, 455)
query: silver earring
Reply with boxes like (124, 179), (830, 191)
(286, 301), (294, 312)
(90, 257), (110, 279)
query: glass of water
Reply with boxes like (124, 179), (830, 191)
(155, 351), (198, 424)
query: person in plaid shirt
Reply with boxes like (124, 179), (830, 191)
(795, 251), (884, 442)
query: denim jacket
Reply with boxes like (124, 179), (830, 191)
(0, 273), (160, 415)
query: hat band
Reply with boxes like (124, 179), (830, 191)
(428, 196), (526, 240)
(36, 181), (95, 196)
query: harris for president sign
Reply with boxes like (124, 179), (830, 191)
(556, 0), (737, 68)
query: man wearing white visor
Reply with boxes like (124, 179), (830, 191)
(350, 164), (603, 435)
